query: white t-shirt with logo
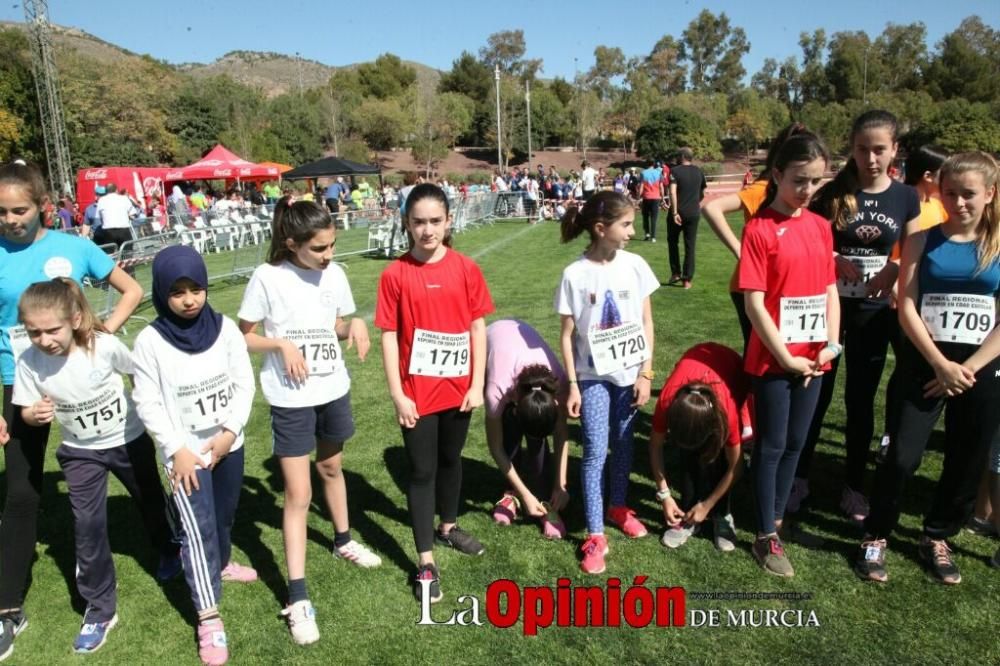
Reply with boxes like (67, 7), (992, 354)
(131, 316), (255, 466)
(12, 332), (145, 449)
(581, 167), (598, 191)
(554, 250), (659, 386)
(238, 260), (355, 408)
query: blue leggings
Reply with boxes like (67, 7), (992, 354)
(580, 380), (638, 535)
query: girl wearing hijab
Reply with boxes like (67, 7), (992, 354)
(131, 245), (256, 666)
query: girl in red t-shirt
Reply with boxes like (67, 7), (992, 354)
(375, 183), (494, 604)
(648, 343), (751, 553)
(737, 133), (841, 577)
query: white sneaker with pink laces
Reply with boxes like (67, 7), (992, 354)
(333, 540), (382, 568)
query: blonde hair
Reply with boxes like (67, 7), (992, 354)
(939, 151), (1000, 274)
(18, 278), (107, 354)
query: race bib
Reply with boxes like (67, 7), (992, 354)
(779, 295), (828, 343)
(8, 325), (31, 365)
(175, 372), (234, 431)
(56, 386), (127, 441)
(283, 327), (342, 376)
(921, 293), (995, 345)
(587, 321), (650, 376)
(837, 255), (889, 299)
(409, 329), (470, 377)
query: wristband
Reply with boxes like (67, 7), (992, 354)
(639, 369), (655, 381)
(824, 342), (843, 359)
(655, 488), (671, 502)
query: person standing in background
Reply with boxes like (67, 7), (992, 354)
(669, 148), (707, 289)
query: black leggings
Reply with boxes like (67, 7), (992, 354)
(731, 291), (752, 354)
(402, 408), (472, 553)
(865, 341), (1000, 540)
(667, 214), (700, 280)
(676, 447), (730, 518)
(501, 404), (552, 499)
(796, 299), (896, 490)
(641, 199), (660, 239)
(1, 386), (51, 609)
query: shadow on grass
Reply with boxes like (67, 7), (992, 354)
(34, 470), (193, 624)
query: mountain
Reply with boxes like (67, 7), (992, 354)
(0, 20), (441, 96)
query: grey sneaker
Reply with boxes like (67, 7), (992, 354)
(0, 609), (27, 662)
(660, 524), (696, 549)
(713, 514), (737, 552)
(753, 535), (794, 577)
(435, 525), (485, 556)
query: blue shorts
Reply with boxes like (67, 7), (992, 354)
(270, 392), (355, 457)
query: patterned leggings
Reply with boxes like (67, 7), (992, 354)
(579, 380), (638, 535)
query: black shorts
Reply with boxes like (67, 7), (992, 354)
(270, 392), (355, 457)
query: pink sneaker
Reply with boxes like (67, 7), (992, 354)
(580, 534), (609, 574)
(197, 619), (228, 665)
(540, 503), (566, 540)
(220, 562), (258, 583)
(607, 506), (648, 538)
(492, 494), (519, 525)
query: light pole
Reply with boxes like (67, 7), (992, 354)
(495, 64), (502, 171)
(862, 44), (870, 106)
(295, 51), (304, 97)
(525, 79), (532, 164)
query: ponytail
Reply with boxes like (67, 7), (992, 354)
(18, 278), (107, 354)
(267, 197), (333, 265)
(560, 190), (633, 244)
(513, 364), (560, 440)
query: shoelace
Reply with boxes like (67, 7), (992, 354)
(417, 567), (436, 581)
(582, 538), (601, 555)
(931, 540), (953, 568)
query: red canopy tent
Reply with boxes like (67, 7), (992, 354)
(168, 144), (281, 182)
(75, 166), (170, 212)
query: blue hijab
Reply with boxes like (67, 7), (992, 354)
(150, 245), (222, 353)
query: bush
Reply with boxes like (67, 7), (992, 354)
(700, 162), (723, 176)
(635, 108), (722, 162)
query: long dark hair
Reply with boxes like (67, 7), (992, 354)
(665, 382), (728, 465)
(754, 123), (812, 182)
(402, 182), (453, 248)
(560, 190), (633, 244)
(267, 197), (333, 265)
(811, 109), (899, 228)
(903, 145), (948, 187)
(760, 133), (830, 211)
(512, 364), (560, 439)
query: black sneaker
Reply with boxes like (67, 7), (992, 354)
(855, 538), (888, 582)
(413, 564), (442, 604)
(0, 609), (28, 662)
(965, 516), (997, 537)
(435, 525), (485, 556)
(919, 537), (961, 585)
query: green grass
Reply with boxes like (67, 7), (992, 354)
(3, 216), (998, 664)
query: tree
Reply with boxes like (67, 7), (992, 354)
(635, 107), (722, 161)
(412, 91), (475, 174)
(727, 109), (769, 164)
(925, 16), (1000, 103)
(905, 100), (1000, 153)
(479, 30), (535, 77)
(798, 29), (832, 104)
(824, 31), (876, 103)
(549, 77), (574, 106)
(751, 56), (801, 108)
(0, 28), (41, 162)
(356, 53), (416, 100)
(645, 35), (686, 95)
(798, 100), (851, 153)
(586, 45), (626, 101)
(680, 10), (750, 93)
(527, 84), (570, 148)
(616, 60), (662, 152)
(874, 22), (928, 93)
(729, 88), (789, 144)
(355, 97), (412, 150)
(166, 79), (230, 163)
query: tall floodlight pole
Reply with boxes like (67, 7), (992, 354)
(494, 64), (502, 171)
(862, 45), (870, 106)
(24, 0), (73, 196)
(525, 79), (532, 164)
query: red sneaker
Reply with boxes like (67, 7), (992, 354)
(607, 506), (648, 538)
(580, 534), (609, 574)
(492, 494), (519, 526)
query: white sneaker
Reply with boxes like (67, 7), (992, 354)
(334, 540), (382, 568)
(786, 478), (809, 514)
(713, 514), (737, 552)
(840, 487), (870, 523)
(281, 600), (319, 646)
(660, 524), (696, 549)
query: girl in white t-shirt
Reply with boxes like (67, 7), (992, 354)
(555, 191), (658, 575)
(131, 246), (256, 666)
(12, 278), (178, 656)
(237, 199), (378, 646)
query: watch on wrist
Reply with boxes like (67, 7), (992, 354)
(655, 488), (671, 502)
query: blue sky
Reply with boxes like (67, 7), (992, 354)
(2, 1), (997, 80)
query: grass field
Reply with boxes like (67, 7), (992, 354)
(3, 215), (998, 664)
